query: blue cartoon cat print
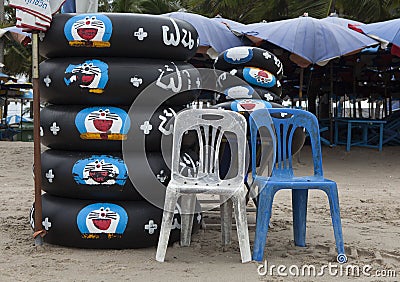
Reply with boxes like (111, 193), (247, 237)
(223, 47), (254, 64)
(64, 59), (109, 93)
(242, 67), (277, 88)
(77, 203), (128, 237)
(231, 99), (272, 112)
(64, 14), (112, 47)
(75, 107), (130, 140)
(73, 155), (128, 186)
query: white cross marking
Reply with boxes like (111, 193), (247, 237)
(263, 51), (272, 59)
(42, 217), (52, 230)
(46, 169), (54, 183)
(144, 219), (157, 234)
(39, 31), (45, 41)
(130, 76), (143, 87)
(44, 75), (51, 87)
(171, 218), (181, 230)
(50, 122), (60, 135)
(140, 121), (152, 135)
(40, 126), (44, 137)
(156, 170), (167, 183)
(264, 93), (274, 101)
(134, 28), (148, 40)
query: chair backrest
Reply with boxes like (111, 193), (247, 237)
(171, 109), (247, 185)
(250, 108), (323, 178)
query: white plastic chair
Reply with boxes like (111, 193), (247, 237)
(156, 109), (251, 263)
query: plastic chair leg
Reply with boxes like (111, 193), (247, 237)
(220, 195), (233, 246)
(252, 185), (275, 262)
(292, 189), (308, 247)
(324, 184), (347, 263)
(180, 194), (196, 247)
(156, 191), (180, 262)
(231, 189), (251, 263)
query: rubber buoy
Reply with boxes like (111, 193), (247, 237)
(213, 99), (305, 155)
(233, 67), (282, 97)
(41, 105), (130, 152)
(214, 47), (283, 79)
(40, 105), (196, 152)
(41, 150), (176, 200)
(42, 149), (199, 201)
(39, 13), (199, 60)
(39, 58), (201, 106)
(30, 193), (202, 249)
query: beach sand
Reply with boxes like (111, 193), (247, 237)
(0, 141), (399, 281)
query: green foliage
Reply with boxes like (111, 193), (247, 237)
(3, 40), (32, 78)
(109, 0), (182, 13)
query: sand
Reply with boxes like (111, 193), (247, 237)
(0, 141), (399, 281)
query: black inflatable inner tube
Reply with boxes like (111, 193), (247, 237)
(214, 47), (283, 79)
(30, 193), (202, 249)
(41, 149), (199, 201)
(41, 105), (130, 152)
(40, 105), (196, 152)
(39, 58), (201, 106)
(39, 13), (199, 60)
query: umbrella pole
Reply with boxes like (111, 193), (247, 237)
(32, 31), (44, 246)
(20, 98), (23, 141)
(329, 62), (334, 145)
(299, 68), (304, 108)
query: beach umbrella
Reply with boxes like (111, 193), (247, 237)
(238, 15), (377, 68)
(320, 13), (364, 29)
(357, 18), (400, 57)
(211, 15), (246, 35)
(0, 72), (11, 82)
(0, 26), (31, 46)
(5, 114), (32, 125)
(163, 11), (246, 57)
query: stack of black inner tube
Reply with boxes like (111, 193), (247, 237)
(31, 13), (202, 249)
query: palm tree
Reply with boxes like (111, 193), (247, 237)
(137, 0), (182, 14)
(0, 5), (31, 77)
(109, 0), (182, 13)
(3, 40), (32, 77)
(289, 0), (400, 21)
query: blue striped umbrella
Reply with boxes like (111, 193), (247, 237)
(5, 115), (32, 125)
(358, 18), (400, 57)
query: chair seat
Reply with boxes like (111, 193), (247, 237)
(168, 180), (244, 195)
(255, 176), (336, 188)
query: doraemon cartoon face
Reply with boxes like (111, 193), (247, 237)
(77, 203), (128, 237)
(64, 59), (108, 93)
(86, 206), (120, 233)
(73, 155), (128, 186)
(242, 67), (277, 88)
(224, 85), (254, 100)
(231, 99), (272, 112)
(223, 47), (254, 64)
(75, 107), (130, 140)
(64, 14), (112, 47)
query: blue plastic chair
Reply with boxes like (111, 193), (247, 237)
(249, 108), (347, 263)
